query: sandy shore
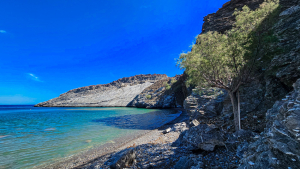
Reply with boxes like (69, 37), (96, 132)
(37, 108), (188, 169)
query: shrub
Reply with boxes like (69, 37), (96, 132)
(165, 84), (171, 90)
(171, 78), (177, 84)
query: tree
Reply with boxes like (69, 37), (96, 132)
(178, 0), (279, 131)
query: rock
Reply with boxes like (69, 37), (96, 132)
(171, 122), (188, 133)
(190, 119), (200, 127)
(163, 127), (172, 134)
(179, 124), (224, 151)
(128, 74), (188, 108)
(279, 5), (300, 16)
(236, 141), (249, 159)
(201, 0), (264, 34)
(248, 161), (255, 166)
(174, 156), (194, 169)
(183, 88), (226, 121)
(109, 148), (136, 169)
(35, 74), (168, 107)
(221, 81), (266, 120)
(239, 79), (300, 169)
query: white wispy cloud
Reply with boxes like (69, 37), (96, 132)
(27, 73), (43, 82)
(0, 30), (6, 33)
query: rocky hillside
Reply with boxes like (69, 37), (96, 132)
(187, 0), (300, 131)
(239, 79), (300, 169)
(201, 0), (264, 34)
(128, 74), (188, 108)
(35, 74), (168, 107)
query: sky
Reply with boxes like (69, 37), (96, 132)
(0, 0), (228, 105)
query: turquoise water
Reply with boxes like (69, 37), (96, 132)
(0, 106), (180, 169)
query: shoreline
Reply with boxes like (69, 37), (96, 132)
(37, 108), (188, 169)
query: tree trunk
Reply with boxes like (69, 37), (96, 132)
(228, 91), (241, 131)
(238, 89), (241, 130)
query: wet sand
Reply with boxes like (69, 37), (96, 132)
(36, 108), (188, 169)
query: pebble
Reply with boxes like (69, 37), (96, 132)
(248, 161), (255, 166)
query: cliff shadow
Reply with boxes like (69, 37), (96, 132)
(91, 109), (181, 130)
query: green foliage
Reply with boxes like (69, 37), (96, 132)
(178, 0), (280, 91)
(163, 81), (172, 90)
(165, 84), (171, 90)
(146, 95), (152, 99)
(171, 78), (177, 84)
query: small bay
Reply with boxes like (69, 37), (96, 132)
(0, 105), (180, 169)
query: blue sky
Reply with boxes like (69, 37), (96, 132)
(0, 0), (228, 105)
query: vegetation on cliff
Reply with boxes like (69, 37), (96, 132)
(178, 0), (280, 131)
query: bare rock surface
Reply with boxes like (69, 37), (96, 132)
(128, 74), (188, 108)
(239, 79), (300, 169)
(35, 74), (167, 107)
(179, 124), (225, 152)
(201, 0), (264, 34)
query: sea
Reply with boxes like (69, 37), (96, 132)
(0, 105), (180, 169)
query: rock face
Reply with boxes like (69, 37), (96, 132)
(183, 88), (226, 123)
(239, 79), (300, 169)
(179, 124), (225, 152)
(201, 0), (264, 34)
(188, 0), (300, 133)
(109, 148), (136, 169)
(35, 74), (167, 107)
(128, 74), (188, 108)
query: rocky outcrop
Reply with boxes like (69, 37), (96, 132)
(238, 79), (300, 169)
(179, 124), (225, 152)
(35, 74), (168, 107)
(109, 148), (136, 169)
(128, 74), (188, 108)
(201, 0), (264, 34)
(189, 0), (300, 133)
(183, 88), (226, 123)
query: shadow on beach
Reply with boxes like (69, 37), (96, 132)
(91, 109), (181, 130)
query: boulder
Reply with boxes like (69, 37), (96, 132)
(180, 124), (224, 151)
(183, 88), (226, 122)
(109, 148), (136, 169)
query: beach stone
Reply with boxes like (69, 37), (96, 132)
(110, 148), (136, 169)
(171, 122), (188, 132)
(163, 127), (172, 134)
(190, 119), (200, 127)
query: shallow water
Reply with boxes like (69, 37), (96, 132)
(0, 105), (180, 169)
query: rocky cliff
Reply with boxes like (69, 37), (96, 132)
(187, 0), (300, 131)
(35, 74), (168, 107)
(239, 79), (300, 169)
(201, 0), (264, 34)
(181, 0), (300, 168)
(128, 74), (188, 108)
